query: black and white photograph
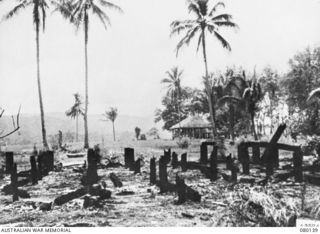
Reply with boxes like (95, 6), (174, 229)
(0, 0), (320, 229)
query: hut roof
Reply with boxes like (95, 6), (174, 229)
(170, 115), (211, 129)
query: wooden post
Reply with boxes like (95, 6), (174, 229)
(252, 145), (260, 164)
(87, 148), (98, 185)
(210, 146), (218, 181)
(176, 175), (186, 204)
(238, 143), (250, 175)
(134, 159), (141, 174)
(46, 151), (54, 172)
(159, 156), (168, 193)
(200, 142), (208, 163)
(30, 156), (38, 185)
(293, 148), (303, 182)
(11, 163), (18, 202)
(231, 164), (237, 182)
(37, 154), (43, 180)
(181, 153), (187, 172)
(226, 154), (232, 170)
(124, 148), (134, 169)
(171, 152), (178, 169)
(150, 157), (156, 185)
(5, 152), (14, 174)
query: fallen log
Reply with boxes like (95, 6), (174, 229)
(109, 173), (123, 187)
(54, 187), (87, 206)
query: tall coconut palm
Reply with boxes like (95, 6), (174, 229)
(161, 67), (183, 133)
(103, 107), (118, 141)
(1, 0), (50, 149)
(54, 0), (122, 148)
(170, 0), (238, 138)
(66, 93), (84, 142)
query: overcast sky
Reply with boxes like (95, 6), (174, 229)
(0, 0), (319, 117)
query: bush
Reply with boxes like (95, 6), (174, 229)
(176, 137), (190, 149)
(140, 134), (147, 141)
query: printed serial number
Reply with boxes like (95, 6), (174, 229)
(300, 228), (319, 232)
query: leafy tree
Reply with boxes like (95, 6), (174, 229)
(103, 107), (118, 141)
(134, 127), (141, 140)
(66, 93), (84, 142)
(283, 47), (320, 135)
(170, 0), (238, 138)
(54, 0), (123, 148)
(147, 127), (160, 139)
(1, 0), (51, 149)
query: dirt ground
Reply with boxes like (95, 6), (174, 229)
(0, 140), (319, 227)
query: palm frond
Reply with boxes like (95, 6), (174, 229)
(175, 26), (200, 56)
(99, 0), (123, 13)
(2, 1), (29, 21)
(213, 31), (231, 51)
(91, 3), (110, 29)
(187, 1), (201, 18)
(170, 20), (196, 36)
(211, 13), (232, 21)
(213, 21), (238, 28)
(196, 32), (203, 52)
(307, 88), (320, 104)
(209, 1), (225, 16)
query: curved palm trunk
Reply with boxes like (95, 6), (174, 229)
(251, 112), (258, 140)
(201, 30), (216, 139)
(83, 11), (89, 149)
(36, 22), (49, 150)
(112, 121), (116, 141)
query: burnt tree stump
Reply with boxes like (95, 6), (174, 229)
(11, 163), (18, 202)
(181, 153), (187, 172)
(175, 175), (186, 204)
(231, 163), (238, 182)
(46, 151), (54, 172)
(226, 154), (232, 170)
(200, 143), (208, 164)
(30, 156), (38, 185)
(109, 173), (123, 187)
(171, 152), (178, 169)
(293, 148), (303, 182)
(164, 148), (171, 164)
(134, 159), (141, 174)
(37, 154), (43, 180)
(84, 149), (99, 185)
(150, 158), (156, 185)
(5, 152), (14, 174)
(210, 146), (218, 181)
(159, 156), (168, 193)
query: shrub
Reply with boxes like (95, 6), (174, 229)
(176, 137), (190, 149)
(140, 134), (147, 141)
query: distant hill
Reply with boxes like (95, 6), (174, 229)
(0, 112), (171, 145)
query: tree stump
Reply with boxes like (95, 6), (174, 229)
(231, 164), (238, 182)
(30, 156), (38, 185)
(200, 143), (208, 164)
(85, 149), (99, 185)
(293, 148), (303, 182)
(171, 152), (178, 169)
(252, 145), (260, 164)
(46, 151), (54, 172)
(210, 146), (218, 181)
(175, 175), (186, 204)
(134, 159), (141, 174)
(150, 157), (156, 185)
(159, 156), (168, 193)
(37, 154), (43, 180)
(5, 152), (14, 174)
(164, 149), (171, 164)
(11, 163), (18, 202)
(226, 154), (232, 170)
(181, 153), (187, 172)
(109, 173), (123, 187)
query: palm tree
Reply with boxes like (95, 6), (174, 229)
(54, 0), (122, 148)
(161, 67), (183, 133)
(170, 0), (238, 138)
(66, 93), (84, 142)
(103, 107), (118, 141)
(1, 0), (50, 149)
(243, 73), (262, 140)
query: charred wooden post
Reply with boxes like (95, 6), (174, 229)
(37, 154), (43, 180)
(150, 157), (156, 185)
(252, 145), (260, 164)
(200, 142), (208, 164)
(181, 153), (187, 172)
(293, 148), (303, 182)
(30, 156), (38, 184)
(86, 148), (99, 185)
(46, 151), (54, 172)
(134, 158), (141, 174)
(231, 164), (238, 182)
(266, 152), (274, 177)
(109, 173), (123, 187)
(175, 175), (186, 204)
(11, 163), (18, 202)
(238, 143), (250, 174)
(171, 152), (178, 169)
(124, 147), (134, 169)
(210, 146), (218, 181)
(159, 156), (168, 193)
(5, 152), (14, 174)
